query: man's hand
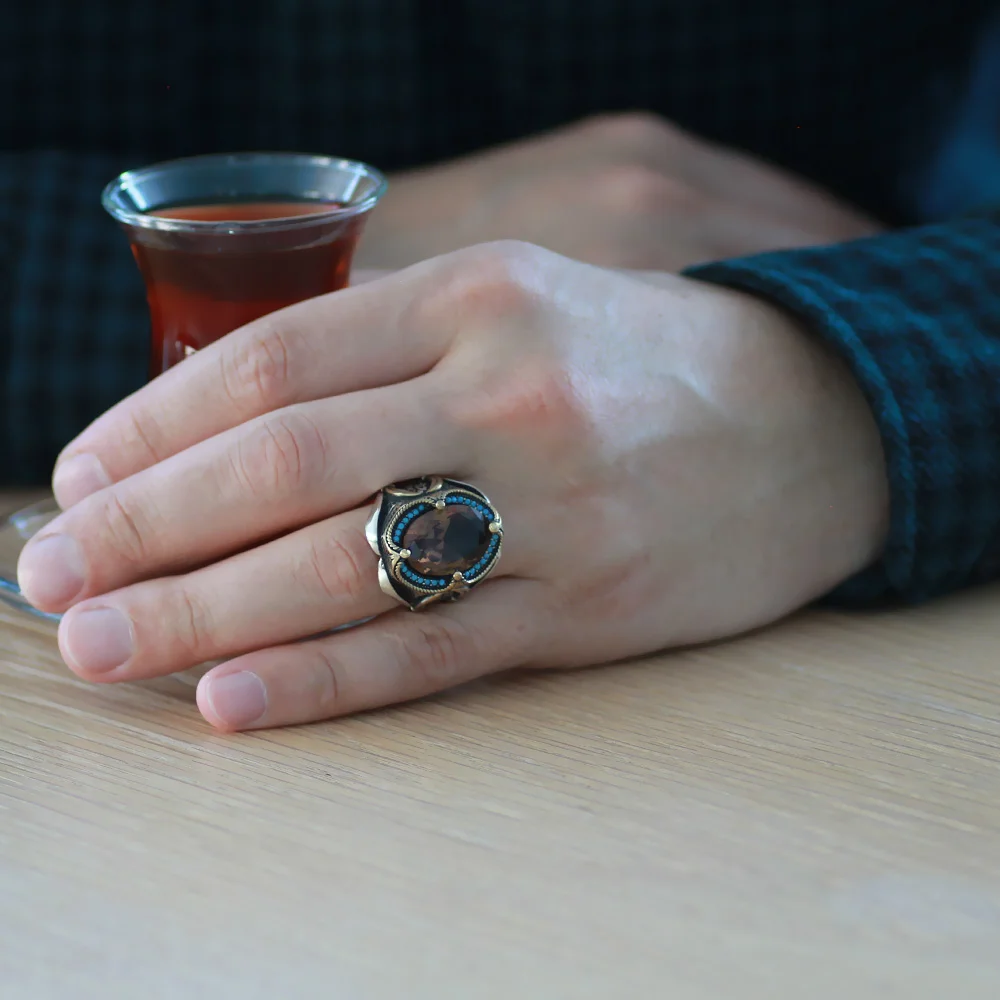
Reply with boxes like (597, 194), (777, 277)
(357, 114), (881, 270)
(20, 242), (888, 730)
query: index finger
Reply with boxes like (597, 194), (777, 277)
(53, 260), (451, 507)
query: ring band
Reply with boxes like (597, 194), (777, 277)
(366, 477), (503, 611)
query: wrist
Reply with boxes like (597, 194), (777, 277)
(691, 281), (891, 601)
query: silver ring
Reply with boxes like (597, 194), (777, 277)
(366, 477), (503, 611)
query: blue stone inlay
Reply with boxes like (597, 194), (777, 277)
(392, 503), (429, 544)
(464, 535), (500, 579)
(443, 494), (494, 520)
(399, 562), (448, 589)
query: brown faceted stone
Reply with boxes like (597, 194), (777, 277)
(402, 504), (491, 577)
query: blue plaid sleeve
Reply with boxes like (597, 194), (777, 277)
(686, 211), (1000, 606)
(0, 152), (147, 487)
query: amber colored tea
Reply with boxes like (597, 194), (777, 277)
(133, 200), (360, 376)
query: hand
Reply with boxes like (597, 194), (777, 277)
(19, 242), (889, 731)
(357, 113), (881, 271)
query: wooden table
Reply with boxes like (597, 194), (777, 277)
(2, 491), (999, 999)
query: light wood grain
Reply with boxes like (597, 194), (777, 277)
(1, 486), (999, 999)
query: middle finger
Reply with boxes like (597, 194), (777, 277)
(18, 375), (463, 613)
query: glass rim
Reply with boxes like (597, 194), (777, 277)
(101, 151), (388, 234)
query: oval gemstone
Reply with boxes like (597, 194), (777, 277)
(402, 504), (491, 577)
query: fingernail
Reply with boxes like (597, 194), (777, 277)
(205, 672), (267, 729)
(62, 607), (135, 674)
(53, 454), (112, 508)
(18, 534), (87, 608)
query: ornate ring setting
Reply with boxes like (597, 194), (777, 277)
(366, 477), (503, 611)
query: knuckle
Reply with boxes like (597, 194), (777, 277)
(409, 241), (544, 331)
(165, 586), (215, 661)
(302, 527), (370, 605)
(221, 322), (295, 414)
(231, 409), (328, 498)
(583, 110), (671, 147)
(308, 646), (344, 716)
(596, 164), (684, 215)
(121, 408), (164, 466)
(445, 354), (587, 445)
(99, 491), (151, 567)
(408, 619), (472, 689)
